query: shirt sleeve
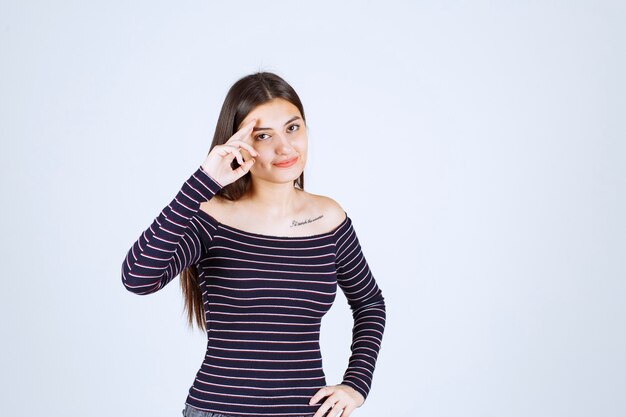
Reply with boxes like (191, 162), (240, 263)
(334, 216), (387, 403)
(121, 165), (223, 295)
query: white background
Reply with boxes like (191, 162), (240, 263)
(1, 1), (625, 417)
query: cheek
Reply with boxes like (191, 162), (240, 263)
(296, 134), (307, 149)
(256, 149), (273, 164)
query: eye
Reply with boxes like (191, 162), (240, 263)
(255, 133), (269, 141)
(288, 124), (300, 132)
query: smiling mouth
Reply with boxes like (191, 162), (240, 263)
(273, 156), (299, 167)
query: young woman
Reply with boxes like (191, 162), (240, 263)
(121, 72), (386, 417)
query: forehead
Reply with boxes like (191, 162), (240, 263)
(242, 98), (301, 125)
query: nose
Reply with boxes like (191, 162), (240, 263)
(275, 132), (296, 154)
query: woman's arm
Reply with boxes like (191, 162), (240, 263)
(120, 117), (258, 295)
(121, 165), (222, 295)
(335, 217), (387, 404)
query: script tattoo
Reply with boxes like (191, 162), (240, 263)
(291, 215), (324, 227)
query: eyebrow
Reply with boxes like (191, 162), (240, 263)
(252, 116), (301, 132)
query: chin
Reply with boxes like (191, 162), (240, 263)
(279, 169), (304, 184)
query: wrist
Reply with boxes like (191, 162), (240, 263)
(199, 165), (223, 188)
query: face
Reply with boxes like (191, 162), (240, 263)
(238, 98), (307, 185)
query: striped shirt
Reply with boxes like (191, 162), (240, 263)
(121, 165), (386, 417)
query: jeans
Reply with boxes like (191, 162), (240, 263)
(181, 404), (315, 417)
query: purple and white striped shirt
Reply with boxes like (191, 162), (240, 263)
(121, 165), (386, 417)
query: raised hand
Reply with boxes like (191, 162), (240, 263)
(201, 118), (260, 187)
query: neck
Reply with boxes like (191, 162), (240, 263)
(244, 176), (300, 217)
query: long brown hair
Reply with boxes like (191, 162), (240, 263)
(180, 71), (307, 331)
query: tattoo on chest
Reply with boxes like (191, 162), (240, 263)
(291, 214), (324, 228)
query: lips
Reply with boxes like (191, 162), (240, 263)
(273, 155), (299, 167)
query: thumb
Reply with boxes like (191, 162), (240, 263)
(236, 158), (255, 176)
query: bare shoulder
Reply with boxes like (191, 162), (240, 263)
(300, 191), (347, 230)
(199, 194), (230, 218)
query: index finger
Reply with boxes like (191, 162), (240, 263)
(226, 140), (258, 157)
(230, 118), (257, 145)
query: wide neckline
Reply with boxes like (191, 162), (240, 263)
(196, 208), (348, 240)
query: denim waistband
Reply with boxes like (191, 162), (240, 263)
(182, 404), (314, 417)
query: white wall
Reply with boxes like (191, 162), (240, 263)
(1, 1), (624, 416)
